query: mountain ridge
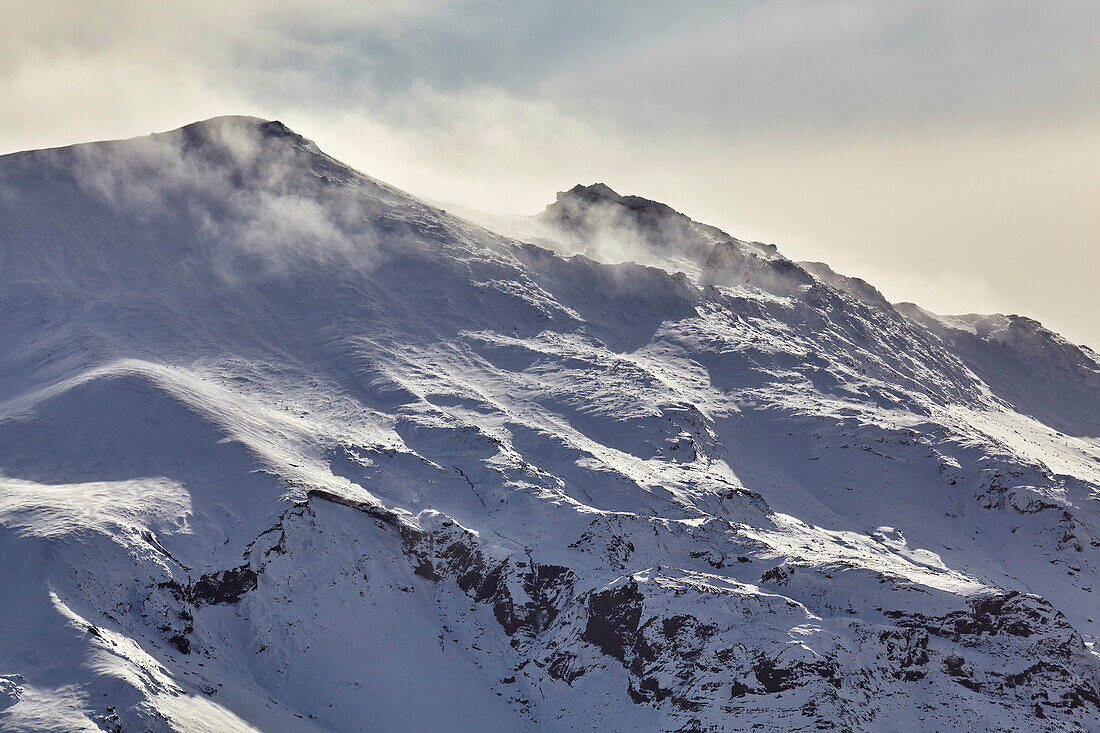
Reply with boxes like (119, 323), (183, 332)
(1, 117), (1098, 732)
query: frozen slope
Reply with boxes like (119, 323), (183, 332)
(0, 118), (1098, 732)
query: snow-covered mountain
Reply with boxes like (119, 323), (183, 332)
(1, 116), (1098, 732)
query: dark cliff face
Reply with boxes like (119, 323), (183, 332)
(296, 488), (1100, 731)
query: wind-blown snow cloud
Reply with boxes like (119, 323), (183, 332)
(63, 118), (381, 277)
(2, 1), (1098, 346)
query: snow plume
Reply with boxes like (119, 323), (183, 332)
(568, 202), (652, 265)
(535, 183), (726, 272)
(66, 117), (379, 277)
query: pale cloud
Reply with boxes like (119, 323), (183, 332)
(0, 1), (1097, 347)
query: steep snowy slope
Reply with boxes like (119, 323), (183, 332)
(895, 304), (1100, 438)
(1, 118), (1098, 732)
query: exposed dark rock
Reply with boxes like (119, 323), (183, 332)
(760, 564), (791, 585)
(189, 566), (258, 606)
(168, 634), (191, 655)
(581, 580), (644, 662)
(158, 566), (257, 607)
(754, 660), (796, 693)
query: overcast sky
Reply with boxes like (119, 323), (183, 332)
(4, 1), (1098, 347)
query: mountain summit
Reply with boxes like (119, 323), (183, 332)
(1, 118), (1099, 732)
(538, 182), (736, 269)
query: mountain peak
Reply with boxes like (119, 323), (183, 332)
(177, 114), (275, 128)
(155, 115), (313, 156)
(537, 182), (735, 269)
(168, 115), (298, 141)
(557, 182), (623, 203)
